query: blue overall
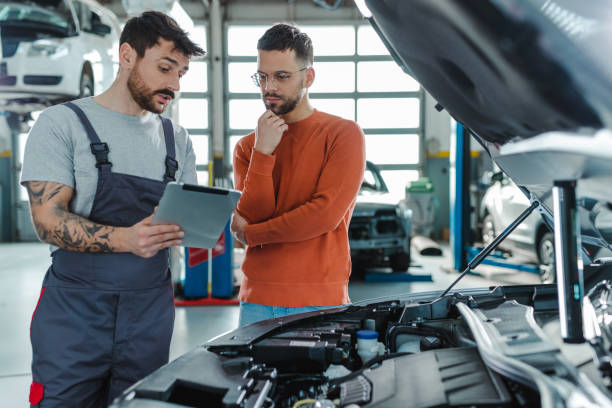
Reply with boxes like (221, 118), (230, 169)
(29, 102), (179, 407)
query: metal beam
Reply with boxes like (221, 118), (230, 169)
(209, 0), (225, 183)
(553, 180), (584, 343)
(450, 123), (470, 271)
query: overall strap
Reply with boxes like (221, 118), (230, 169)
(160, 116), (178, 182)
(64, 102), (112, 171)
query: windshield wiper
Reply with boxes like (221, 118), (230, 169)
(436, 201), (540, 300)
(360, 182), (378, 191)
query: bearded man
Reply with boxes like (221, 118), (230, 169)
(230, 24), (366, 326)
(20, 11), (204, 407)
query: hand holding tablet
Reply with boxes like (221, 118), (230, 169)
(152, 182), (241, 248)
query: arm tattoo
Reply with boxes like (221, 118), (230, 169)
(24, 181), (118, 253)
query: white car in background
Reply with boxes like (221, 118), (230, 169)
(480, 172), (554, 268)
(0, 0), (119, 114)
(479, 171), (609, 284)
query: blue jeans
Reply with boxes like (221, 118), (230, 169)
(239, 301), (345, 327)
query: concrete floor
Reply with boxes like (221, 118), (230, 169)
(0, 242), (540, 406)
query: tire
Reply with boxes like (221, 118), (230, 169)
(481, 214), (496, 246)
(350, 264), (367, 281)
(539, 263), (555, 284)
(79, 70), (94, 98)
(390, 251), (410, 273)
(538, 232), (555, 265)
(537, 231), (555, 283)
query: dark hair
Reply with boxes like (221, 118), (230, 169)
(257, 23), (313, 66)
(120, 11), (206, 58)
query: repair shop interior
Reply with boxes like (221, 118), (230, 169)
(1, 0), (612, 407)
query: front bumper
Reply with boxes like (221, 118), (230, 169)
(350, 236), (406, 251)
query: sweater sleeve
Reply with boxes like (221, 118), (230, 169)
(233, 138), (277, 223)
(244, 122), (365, 245)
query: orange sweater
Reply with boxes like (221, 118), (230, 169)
(233, 110), (365, 306)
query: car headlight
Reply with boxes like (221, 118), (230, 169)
(27, 40), (70, 58)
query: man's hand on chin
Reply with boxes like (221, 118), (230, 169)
(231, 211), (249, 246)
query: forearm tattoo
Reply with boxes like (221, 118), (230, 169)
(24, 181), (116, 253)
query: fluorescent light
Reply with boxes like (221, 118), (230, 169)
(122, 0), (173, 16)
(168, 1), (193, 32)
(121, 0), (193, 31)
(354, 0), (372, 18)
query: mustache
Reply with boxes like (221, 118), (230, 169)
(156, 89), (175, 99)
(264, 93), (283, 99)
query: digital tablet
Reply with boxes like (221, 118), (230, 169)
(151, 182), (241, 249)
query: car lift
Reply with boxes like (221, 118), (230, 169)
(0, 112), (13, 242)
(0, 112), (28, 242)
(451, 122), (541, 276)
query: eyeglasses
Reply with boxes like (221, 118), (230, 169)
(251, 67), (308, 88)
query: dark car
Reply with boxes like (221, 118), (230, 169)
(349, 161), (412, 273)
(111, 1), (612, 407)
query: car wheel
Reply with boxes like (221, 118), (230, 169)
(538, 232), (555, 265)
(482, 214), (496, 246)
(390, 251), (410, 273)
(539, 263), (556, 284)
(79, 70), (94, 98)
(537, 232), (555, 283)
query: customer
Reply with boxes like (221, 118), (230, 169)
(231, 23), (366, 326)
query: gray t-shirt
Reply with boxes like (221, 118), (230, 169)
(21, 96), (197, 224)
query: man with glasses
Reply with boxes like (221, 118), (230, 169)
(231, 23), (365, 326)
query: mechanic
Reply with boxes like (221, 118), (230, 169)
(21, 11), (205, 407)
(231, 23), (366, 326)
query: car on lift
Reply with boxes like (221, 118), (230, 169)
(110, 1), (612, 407)
(479, 171), (554, 271)
(349, 161), (412, 273)
(0, 0), (119, 114)
(480, 171), (608, 283)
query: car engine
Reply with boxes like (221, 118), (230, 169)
(111, 270), (612, 408)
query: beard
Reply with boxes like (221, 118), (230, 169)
(263, 90), (302, 115)
(127, 67), (174, 114)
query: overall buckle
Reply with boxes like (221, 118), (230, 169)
(165, 156), (178, 180)
(90, 142), (112, 169)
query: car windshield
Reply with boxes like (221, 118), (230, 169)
(0, 0), (74, 34)
(360, 163), (388, 193)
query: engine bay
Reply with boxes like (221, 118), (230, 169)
(112, 281), (612, 408)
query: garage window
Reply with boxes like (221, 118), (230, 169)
(176, 23), (209, 184)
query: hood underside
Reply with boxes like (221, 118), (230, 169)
(365, 0), (612, 252)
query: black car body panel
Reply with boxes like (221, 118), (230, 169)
(366, 0), (611, 141)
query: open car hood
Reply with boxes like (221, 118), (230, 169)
(365, 0), (612, 253)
